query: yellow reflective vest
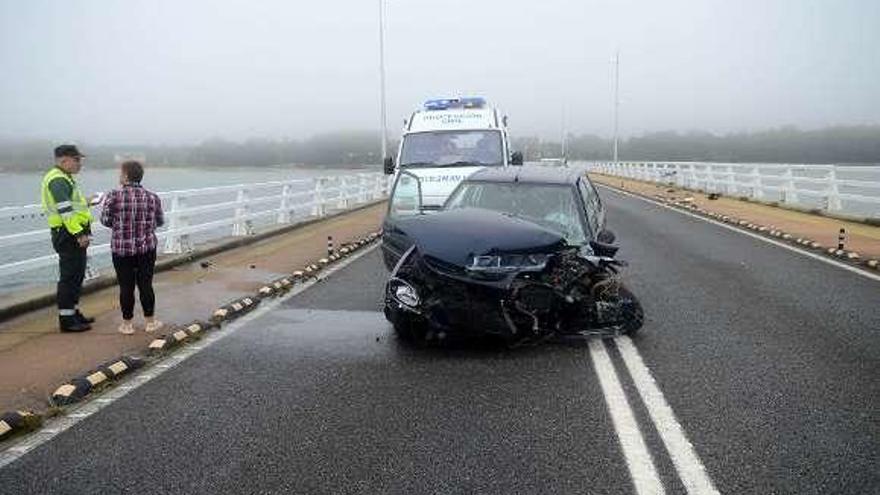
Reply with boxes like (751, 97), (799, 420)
(41, 167), (93, 235)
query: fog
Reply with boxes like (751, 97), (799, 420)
(1, 0), (878, 145)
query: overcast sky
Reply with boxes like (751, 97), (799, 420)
(1, 0), (878, 144)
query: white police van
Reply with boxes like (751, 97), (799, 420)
(383, 97), (522, 210)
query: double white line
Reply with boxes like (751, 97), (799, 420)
(589, 337), (720, 495)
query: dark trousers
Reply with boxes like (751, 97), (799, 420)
(112, 250), (157, 320)
(51, 228), (87, 314)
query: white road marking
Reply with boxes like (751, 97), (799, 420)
(598, 184), (880, 284)
(616, 337), (720, 495)
(589, 339), (666, 495)
(0, 243), (380, 469)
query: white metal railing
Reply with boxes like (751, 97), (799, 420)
(588, 161), (880, 218)
(0, 173), (389, 279)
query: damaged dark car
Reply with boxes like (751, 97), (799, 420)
(382, 166), (644, 345)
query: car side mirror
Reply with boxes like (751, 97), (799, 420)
(597, 229), (616, 244)
(589, 240), (619, 258)
(510, 151), (524, 166)
(383, 157), (395, 175)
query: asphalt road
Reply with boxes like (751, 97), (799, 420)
(0, 188), (877, 494)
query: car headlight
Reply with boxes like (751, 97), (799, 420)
(467, 253), (550, 273)
(388, 278), (420, 307)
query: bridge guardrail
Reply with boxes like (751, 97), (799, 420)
(588, 161), (880, 218)
(0, 172), (389, 280)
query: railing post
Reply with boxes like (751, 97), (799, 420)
(163, 193), (191, 254)
(751, 166), (763, 200)
(825, 165), (842, 212)
(726, 165), (735, 195)
(311, 177), (326, 217)
(359, 174), (369, 203)
(376, 175), (385, 199)
(232, 187), (252, 236)
(782, 166), (799, 205)
(335, 177), (347, 209)
(277, 183), (292, 224)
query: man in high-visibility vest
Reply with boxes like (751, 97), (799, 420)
(41, 144), (95, 332)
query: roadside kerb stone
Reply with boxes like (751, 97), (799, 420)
(50, 356), (144, 407)
(0, 411), (42, 441)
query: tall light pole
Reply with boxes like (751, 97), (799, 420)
(612, 50), (620, 163)
(378, 0), (388, 162)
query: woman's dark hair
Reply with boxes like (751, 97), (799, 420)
(121, 160), (144, 184)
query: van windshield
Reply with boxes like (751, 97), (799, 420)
(400, 130), (503, 167)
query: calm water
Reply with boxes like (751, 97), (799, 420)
(0, 165), (375, 207)
(0, 165), (376, 294)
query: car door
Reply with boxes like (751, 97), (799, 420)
(576, 177), (603, 238)
(382, 171), (424, 270)
(586, 177), (606, 231)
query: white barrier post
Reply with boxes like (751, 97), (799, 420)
(163, 193), (191, 254)
(232, 187), (251, 236)
(277, 183), (292, 224)
(339, 177), (350, 209)
(751, 166), (763, 200)
(726, 165), (736, 195)
(782, 167), (798, 205)
(826, 165), (842, 212)
(375, 175), (385, 199)
(311, 177), (325, 217)
(359, 174), (369, 203)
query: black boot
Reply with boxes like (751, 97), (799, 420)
(60, 315), (91, 332)
(75, 310), (96, 324)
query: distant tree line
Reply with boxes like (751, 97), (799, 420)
(0, 131), (392, 171)
(1, 125), (878, 171)
(520, 125), (880, 164)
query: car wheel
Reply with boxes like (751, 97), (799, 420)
(617, 286), (644, 336)
(385, 305), (428, 344)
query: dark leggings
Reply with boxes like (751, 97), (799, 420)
(112, 250), (157, 320)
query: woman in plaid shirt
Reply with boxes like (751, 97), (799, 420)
(100, 161), (164, 335)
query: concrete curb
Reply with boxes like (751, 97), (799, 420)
(147, 320), (216, 353)
(49, 356), (144, 407)
(0, 200), (386, 322)
(211, 297), (260, 324)
(0, 411), (42, 441)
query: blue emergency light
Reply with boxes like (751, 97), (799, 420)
(424, 98), (459, 110)
(424, 96), (486, 111)
(459, 97), (486, 108)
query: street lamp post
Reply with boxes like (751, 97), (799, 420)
(612, 50), (620, 163)
(378, 0), (388, 163)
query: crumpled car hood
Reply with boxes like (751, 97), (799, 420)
(394, 208), (567, 267)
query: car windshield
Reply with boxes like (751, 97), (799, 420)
(445, 182), (587, 244)
(400, 130), (503, 167)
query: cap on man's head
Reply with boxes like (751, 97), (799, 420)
(54, 144), (85, 159)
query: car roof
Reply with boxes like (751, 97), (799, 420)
(464, 165), (584, 185)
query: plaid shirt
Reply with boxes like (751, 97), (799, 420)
(100, 184), (164, 256)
